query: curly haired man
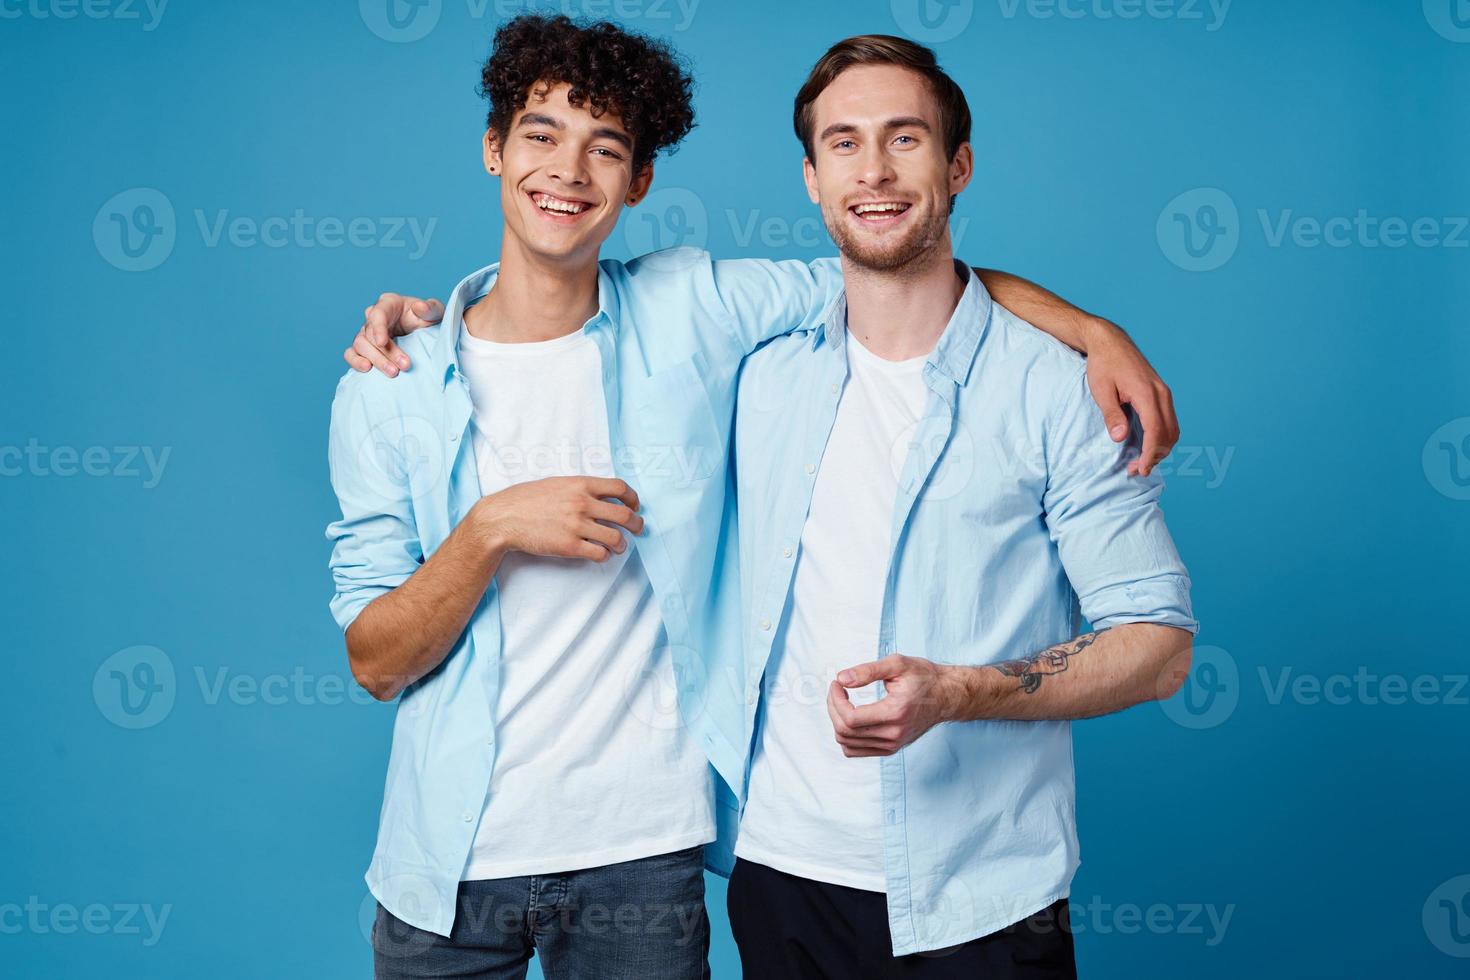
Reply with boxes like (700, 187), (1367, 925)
(328, 15), (1184, 979)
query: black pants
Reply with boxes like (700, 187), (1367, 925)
(727, 859), (1076, 980)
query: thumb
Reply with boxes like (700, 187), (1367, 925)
(405, 298), (445, 330)
(838, 655), (903, 688)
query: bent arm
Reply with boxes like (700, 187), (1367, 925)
(975, 268), (1179, 473)
(345, 504), (507, 701)
(946, 624), (1193, 721)
(974, 268), (1113, 354)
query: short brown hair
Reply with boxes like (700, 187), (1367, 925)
(792, 34), (971, 164)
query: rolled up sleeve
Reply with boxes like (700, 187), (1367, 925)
(325, 374), (423, 632)
(1042, 365), (1198, 635)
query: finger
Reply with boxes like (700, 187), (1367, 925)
(840, 741), (899, 758)
(1158, 384), (1181, 447)
(404, 298), (446, 329)
(585, 478), (639, 511)
(352, 329), (401, 378)
(826, 682), (859, 737)
(571, 539), (611, 562)
(1091, 376), (1129, 443)
(344, 345), (372, 373)
(381, 336), (411, 372)
(363, 297), (405, 351)
(1131, 395), (1167, 477)
(588, 500), (645, 535)
(580, 520), (626, 555)
(837, 655), (904, 689)
(845, 700), (901, 730)
(840, 723), (903, 742)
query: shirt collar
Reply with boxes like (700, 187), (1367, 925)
(435, 260), (620, 388)
(812, 260), (994, 387)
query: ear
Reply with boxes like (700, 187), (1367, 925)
(802, 157), (820, 205)
(949, 141), (974, 198)
(623, 162), (655, 207)
(483, 128), (503, 177)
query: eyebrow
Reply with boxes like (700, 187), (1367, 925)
(516, 112), (634, 152)
(817, 116), (934, 143)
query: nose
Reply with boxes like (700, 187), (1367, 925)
(546, 143), (590, 188)
(856, 144), (896, 189)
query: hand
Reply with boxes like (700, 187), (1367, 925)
(344, 293), (446, 377)
(1083, 321), (1180, 477)
(473, 476), (644, 562)
(825, 655), (962, 758)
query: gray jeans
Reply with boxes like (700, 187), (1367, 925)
(372, 845), (710, 980)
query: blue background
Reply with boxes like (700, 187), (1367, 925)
(4, 0), (1468, 976)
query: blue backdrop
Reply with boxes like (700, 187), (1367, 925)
(4, 0), (1468, 976)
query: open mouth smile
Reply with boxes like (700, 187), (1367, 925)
(848, 201), (912, 225)
(528, 191), (595, 222)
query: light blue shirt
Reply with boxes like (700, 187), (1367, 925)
(326, 249), (838, 936)
(731, 263), (1198, 955)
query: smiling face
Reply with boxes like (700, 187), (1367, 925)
(485, 81), (652, 268)
(802, 63), (972, 273)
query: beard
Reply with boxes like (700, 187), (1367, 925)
(824, 198), (950, 273)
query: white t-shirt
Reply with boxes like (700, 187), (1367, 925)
(457, 320), (714, 881)
(735, 332), (932, 892)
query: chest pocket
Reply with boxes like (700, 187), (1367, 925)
(622, 350), (724, 490)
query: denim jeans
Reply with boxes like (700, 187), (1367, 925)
(372, 845), (710, 980)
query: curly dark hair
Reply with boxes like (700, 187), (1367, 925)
(479, 15), (696, 173)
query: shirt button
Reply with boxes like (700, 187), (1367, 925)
(462, 812), (474, 823)
(782, 546), (793, 558)
(804, 463), (816, 475)
(759, 619), (771, 632)
(746, 691), (757, 705)
(450, 432), (460, 442)
(830, 384), (839, 394)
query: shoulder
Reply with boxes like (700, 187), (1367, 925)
(331, 325), (444, 417)
(982, 301), (1089, 403)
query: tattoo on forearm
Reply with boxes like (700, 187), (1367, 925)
(990, 630), (1108, 695)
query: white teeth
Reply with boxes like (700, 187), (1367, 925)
(533, 194), (588, 214)
(854, 202), (908, 215)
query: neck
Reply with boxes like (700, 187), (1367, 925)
(464, 235), (600, 343)
(841, 240), (964, 361)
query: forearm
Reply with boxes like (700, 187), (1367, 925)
(945, 624), (1193, 722)
(345, 502), (507, 701)
(973, 268), (1128, 356)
